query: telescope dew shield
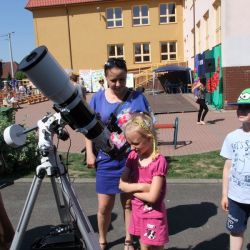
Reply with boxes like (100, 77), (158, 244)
(19, 46), (113, 153)
(19, 46), (75, 105)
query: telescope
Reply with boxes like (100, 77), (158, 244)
(3, 46), (122, 250)
(16, 45), (112, 153)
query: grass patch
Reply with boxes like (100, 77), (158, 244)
(60, 152), (96, 178)
(2, 151), (225, 179)
(167, 151), (224, 179)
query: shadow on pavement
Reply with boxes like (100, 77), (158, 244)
(19, 213), (118, 249)
(168, 202), (217, 235)
(0, 179), (14, 189)
(158, 141), (192, 149)
(88, 213), (118, 233)
(206, 118), (225, 124)
(168, 233), (229, 250)
(21, 225), (53, 249)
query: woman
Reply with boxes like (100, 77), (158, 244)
(192, 76), (209, 125)
(85, 58), (152, 250)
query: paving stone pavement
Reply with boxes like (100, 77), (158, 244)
(14, 94), (240, 156)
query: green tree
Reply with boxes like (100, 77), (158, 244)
(0, 109), (39, 175)
(15, 71), (26, 80)
(7, 73), (11, 81)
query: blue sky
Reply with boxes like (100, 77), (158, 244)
(0, 0), (35, 63)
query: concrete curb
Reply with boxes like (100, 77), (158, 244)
(3, 177), (222, 184)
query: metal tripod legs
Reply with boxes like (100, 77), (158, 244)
(10, 173), (100, 250)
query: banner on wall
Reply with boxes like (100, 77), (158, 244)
(194, 45), (223, 109)
(204, 45), (223, 109)
(79, 70), (134, 92)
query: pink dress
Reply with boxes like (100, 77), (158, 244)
(126, 150), (169, 246)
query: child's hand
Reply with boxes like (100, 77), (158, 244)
(221, 196), (229, 212)
(139, 183), (151, 192)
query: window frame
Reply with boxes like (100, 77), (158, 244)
(196, 21), (201, 53)
(159, 3), (176, 24)
(203, 11), (209, 50)
(213, 0), (221, 44)
(134, 42), (151, 63)
(160, 41), (177, 61)
(106, 7), (123, 28)
(107, 44), (125, 59)
(132, 5), (150, 26)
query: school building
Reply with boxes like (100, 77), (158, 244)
(25, 0), (250, 109)
(184, 0), (250, 109)
(25, 0), (185, 73)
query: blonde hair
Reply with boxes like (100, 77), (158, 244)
(124, 112), (159, 159)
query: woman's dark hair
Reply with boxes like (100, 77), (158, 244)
(104, 58), (127, 76)
(70, 73), (78, 82)
(200, 76), (206, 85)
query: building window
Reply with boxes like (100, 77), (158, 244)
(159, 3), (176, 24)
(196, 21), (201, 53)
(107, 44), (124, 59)
(213, 0), (221, 44)
(132, 5), (149, 26)
(161, 42), (177, 61)
(106, 7), (123, 28)
(134, 43), (151, 63)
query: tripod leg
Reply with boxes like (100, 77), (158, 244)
(10, 175), (43, 250)
(51, 176), (71, 224)
(60, 175), (100, 250)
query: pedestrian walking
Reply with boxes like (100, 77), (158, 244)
(192, 76), (209, 125)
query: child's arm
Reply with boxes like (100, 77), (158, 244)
(119, 167), (150, 193)
(221, 159), (231, 212)
(133, 175), (165, 204)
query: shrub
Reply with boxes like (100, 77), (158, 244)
(15, 71), (26, 80)
(0, 108), (39, 175)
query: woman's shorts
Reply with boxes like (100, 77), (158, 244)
(129, 212), (169, 246)
(226, 198), (250, 234)
(96, 175), (121, 194)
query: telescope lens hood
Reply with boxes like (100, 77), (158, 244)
(19, 46), (48, 71)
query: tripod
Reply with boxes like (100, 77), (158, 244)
(9, 113), (100, 250)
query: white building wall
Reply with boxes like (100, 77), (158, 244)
(184, 0), (220, 69)
(221, 0), (250, 67)
(183, 0), (194, 68)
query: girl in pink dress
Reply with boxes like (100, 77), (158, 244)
(119, 113), (168, 250)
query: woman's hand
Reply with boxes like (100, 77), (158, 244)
(221, 195), (229, 212)
(86, 151), (96, 169)
(119, 179), (129, 192)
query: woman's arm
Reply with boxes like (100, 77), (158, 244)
(85, 138), (96, 168)
(191, 82), (201, 93)
(133, 175), (165, 204)
(119, 167), (150, 193)
(221, 159), (231, 211)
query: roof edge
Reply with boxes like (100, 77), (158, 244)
(25, 0), (109, 10)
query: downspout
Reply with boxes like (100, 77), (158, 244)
(193, 0), (196, 70)
(34, 15), (39, 47)
(65, 5), (73, 70)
